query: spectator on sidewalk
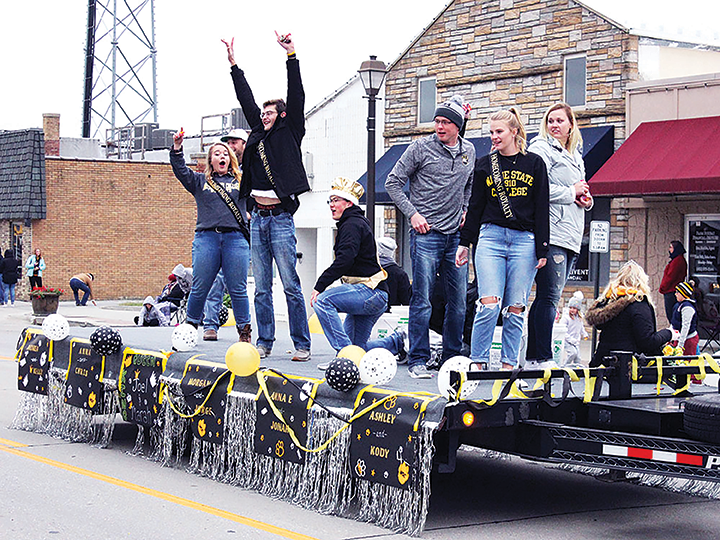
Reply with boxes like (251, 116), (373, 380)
(659, 240), (687, 323)
(135, 295), (171, 327)
(69, 272), (96, 306)
(0, 250), (6, 306)
(0, 249), (21, 306)
(559, 295), (588, 367)
(25, 248), (46, 290)
(671, 280), (699, 355)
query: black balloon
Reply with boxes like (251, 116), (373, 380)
(90, 325), (123, 356)
(218, 305), (229, 327)
(325, 357), (360, 393)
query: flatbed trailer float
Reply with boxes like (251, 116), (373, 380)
(13, 326), (720, 535)
(435, 353), (720, 490)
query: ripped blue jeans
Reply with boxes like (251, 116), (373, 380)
(470, 223), (538, 367)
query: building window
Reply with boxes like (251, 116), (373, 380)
(564, 55), (586, 108)
(418, 78), (437, 124)
(686, 214), (720, 324)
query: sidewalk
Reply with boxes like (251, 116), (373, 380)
(0, 300), (137, 334)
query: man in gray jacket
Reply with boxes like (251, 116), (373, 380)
(385, 95), (475, 378)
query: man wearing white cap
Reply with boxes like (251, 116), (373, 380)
(202, 128), (249, 341)
(311, 177), (389, 355)
(386, 95), (475, 378)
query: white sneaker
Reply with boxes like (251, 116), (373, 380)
(317, 361), (330, 371)
(537, 360), (559, 370)
(256, 345), (271, 359)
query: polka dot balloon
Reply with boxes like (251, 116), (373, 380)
(42, 314), (70, 341)
(325, 357), (360, 393)
(171, 323), (198, 351)
(90, 325), (123, 356)
(437, 356), (479, 401)
(359, 348), (397, 385)
(218, 305), (229, 327)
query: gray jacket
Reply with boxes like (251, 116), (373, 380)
(385, 134), (475, 235)
(527, 136), (591, 253)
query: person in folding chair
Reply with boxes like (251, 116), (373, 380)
(170, 131), (252, 343)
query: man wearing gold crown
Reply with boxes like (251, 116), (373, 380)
(386, 95), (475, 378)
(310, 178), (391, 355)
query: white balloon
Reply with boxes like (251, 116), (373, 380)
(438, 356), (479, 400)
(359, 348), (397, 385)
(42, 314), (70, 341)
(171, 323), (198, 351)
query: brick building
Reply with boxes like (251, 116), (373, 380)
(369, 0), (720, 304)
(0, 114), (195, 300)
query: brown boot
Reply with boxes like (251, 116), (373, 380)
(237, 323), (252, 343)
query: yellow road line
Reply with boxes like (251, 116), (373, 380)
(0, 442), (320, 540)
(0, 438), (28, 448)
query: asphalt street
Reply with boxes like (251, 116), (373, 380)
(2, 300), (720, 539)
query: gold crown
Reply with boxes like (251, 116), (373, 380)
(331, 176), (364, 203)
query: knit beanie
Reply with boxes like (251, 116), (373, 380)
(568, 296), (583, 310)
(676, 281), (693, 299)
(434, 95), (465, 130)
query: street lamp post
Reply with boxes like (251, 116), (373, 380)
(358, 55), (387, 235)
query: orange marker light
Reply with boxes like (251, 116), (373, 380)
(461, 411), (475, 427)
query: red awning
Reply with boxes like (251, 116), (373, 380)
(589, 116), (720, 196)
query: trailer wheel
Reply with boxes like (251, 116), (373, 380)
(684, 394), (720, 444)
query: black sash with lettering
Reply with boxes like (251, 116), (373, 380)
(350, 390), (428, 490)
(118, 350), (165, 427)
(490, 151), (517, 223)
(254, 373), (317, 464)
(16, 330), (52, 395)
(64, 339), (105, 411)
(181, 360), (232, 445)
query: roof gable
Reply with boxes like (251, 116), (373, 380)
(0, 129), (46, 220)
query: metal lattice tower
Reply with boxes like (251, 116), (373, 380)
(82, 0), (158, 148)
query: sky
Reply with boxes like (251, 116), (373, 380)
(1, 0), (718, 139)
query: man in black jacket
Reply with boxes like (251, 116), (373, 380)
(222, 32), (312, 362)
(311, 177), (390, 355)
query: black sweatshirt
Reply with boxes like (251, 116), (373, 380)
(460, 151), (550, 259)
(314, 205), (388, 295)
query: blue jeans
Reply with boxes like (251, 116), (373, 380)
(0, 281), (6, 304)
(366, 329), (404, 356)
(186, 230), (250, 328)
(251, 210), (311, 351)
(69, 278), (90, 305)
(526, 245), (578, 362)
(313, 284), (388, 351)
(2, 282), (15, 304)
(408, 230), (467, 368)
(471, 224), (538, 367)
(202, 270), (226, 331)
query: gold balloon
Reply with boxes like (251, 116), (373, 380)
(337, 344), (365, 366)
(308, 313), (324, 335)
(225, 342), (261, 377)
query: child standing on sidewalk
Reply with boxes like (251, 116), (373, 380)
(560, 295), (588, 366)
(671, 280), (699, 355)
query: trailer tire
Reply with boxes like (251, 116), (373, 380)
(683, 394), (720, 444)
